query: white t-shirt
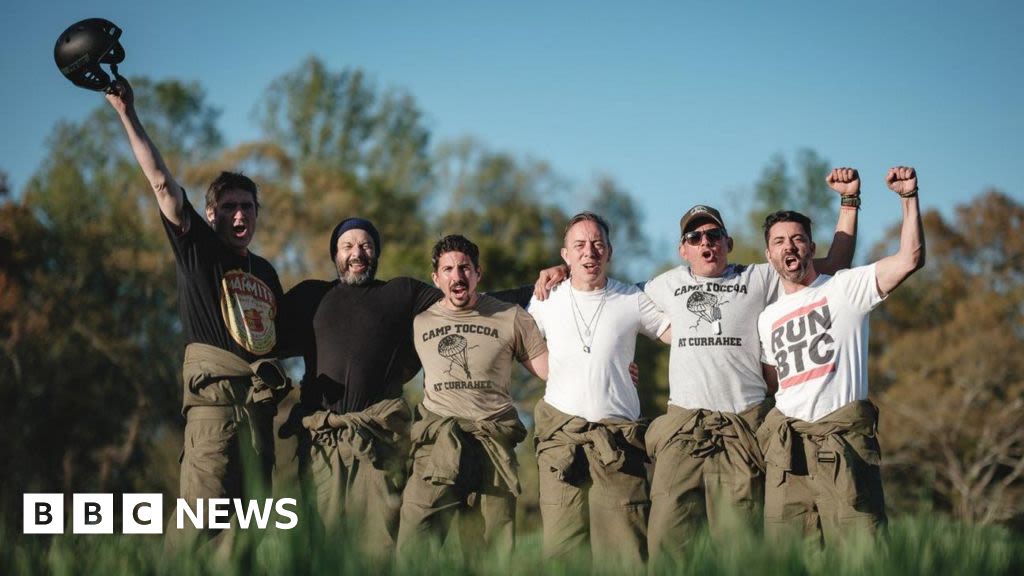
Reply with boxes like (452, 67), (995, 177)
(530, 278), (670, 422)
(645, 263), (778, 413)
(758, 265), (885, 423)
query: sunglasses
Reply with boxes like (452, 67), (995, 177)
(682, 228), (727, 246)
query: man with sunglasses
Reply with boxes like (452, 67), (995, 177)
(642, 168), (860, 565)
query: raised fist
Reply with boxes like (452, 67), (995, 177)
(826, 167), (861, 197)
(104, 76), (134, 114)
(885, 166), (918, 197)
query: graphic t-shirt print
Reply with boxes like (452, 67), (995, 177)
(219, 269), (277, 355)
(422, 323), (501, 392)
(768, 297), (836, 390)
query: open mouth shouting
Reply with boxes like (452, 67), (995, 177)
(777, 250), (811, 282)
(346, 257), (368, 274)
(231, 222), (249, 239)
(449, 281), (469, 300)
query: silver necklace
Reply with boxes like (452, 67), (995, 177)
(568, 284), (607, 353)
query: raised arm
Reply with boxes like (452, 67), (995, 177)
(874, 166), (925, 296)
(813, 167), (860, 275)
(105, 77), (186, 228)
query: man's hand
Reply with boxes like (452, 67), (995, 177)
(629, 362), (640, 387)
(104, 76), (134, 115)
(826, 167), (860, 197)
(886, 166), (918, 197)
(533, 264), (569, 300)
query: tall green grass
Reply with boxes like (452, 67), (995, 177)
(4, 513), (1022, 575)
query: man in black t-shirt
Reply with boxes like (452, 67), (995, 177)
(278, 218), (440, 557)
(279, 219), (544, 557)
(107, 78), (289, 552)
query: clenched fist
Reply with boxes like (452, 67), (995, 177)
(885, 166), (918, 197)
(104, 76), (134, 115)
(826, 167), (861, 197)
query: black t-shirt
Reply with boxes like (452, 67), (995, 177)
(162, 197), (284, 362)
(280, 278), (533, 414)
(280, 277), (441, 413)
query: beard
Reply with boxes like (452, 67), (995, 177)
(337, 255), (379, 286)
(776, 253), (812, 283)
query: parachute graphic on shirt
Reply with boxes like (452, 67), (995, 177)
(438, 334), (473, 379)
(686, 291), (724, 334)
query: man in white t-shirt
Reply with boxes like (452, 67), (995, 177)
(643, 169), (860, 564)
(757, 167), (924, 546)
(529, 211), (671, 564)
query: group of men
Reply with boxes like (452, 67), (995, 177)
(107, 75), (925, 564)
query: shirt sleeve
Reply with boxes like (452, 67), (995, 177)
(513, 306), (548, 362)
(637, 290), (671, 340)
(643, 272), (670, 311)
(276, 280), (322, 358)
(526, 296), (547, 337)
(836, 264), (886, 313)
(757, 312), (776, 366)
(487, 285), (534, 308)
(159, 194), (227, 285)
(751, 263), (781, 306)
(409, 278), (443, 315)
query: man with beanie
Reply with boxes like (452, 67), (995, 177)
(278, 218), (435, 557)
(279, 220), (548, 558)
(642, 169), (860, 566)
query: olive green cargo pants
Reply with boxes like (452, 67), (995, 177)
(534, 399), (650, 565)
(758, 401), (887, 547)
(646, 401), (769, 566)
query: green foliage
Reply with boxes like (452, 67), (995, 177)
(3, 514), (1022, 575)
(6, 54), (1022, 542)
(873, 191), (1024, 526)
(224, 57), (435, 284)
(731, 149), (834, 262)
(0, 78), (220, 524)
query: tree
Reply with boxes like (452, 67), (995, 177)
(0, 79), (222, 524)
(731, 149), (833, 262)
(875, 191), (1024, 526)
(202, 57), (436, 286)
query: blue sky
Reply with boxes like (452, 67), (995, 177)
(4, 1), (1022, 265)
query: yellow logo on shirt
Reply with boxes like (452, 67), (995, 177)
(219, 270), (276, 355)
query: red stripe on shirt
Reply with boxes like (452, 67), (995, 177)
(771, 298), (829, 331)
(779, 363), (836, 390)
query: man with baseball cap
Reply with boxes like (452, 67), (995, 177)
(642, 169), (861, 565)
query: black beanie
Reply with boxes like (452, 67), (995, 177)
(329, 218), (381, 261)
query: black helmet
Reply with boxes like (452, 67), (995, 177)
(54, 18), (125, 91)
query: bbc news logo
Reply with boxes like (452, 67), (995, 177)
(23, 494), (298, 534)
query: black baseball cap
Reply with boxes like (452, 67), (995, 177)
(679, 205), (726, 236)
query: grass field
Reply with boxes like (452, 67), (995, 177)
(5, 512), (1023, 576)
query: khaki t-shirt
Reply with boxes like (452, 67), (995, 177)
(414, 294), (546, 420)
